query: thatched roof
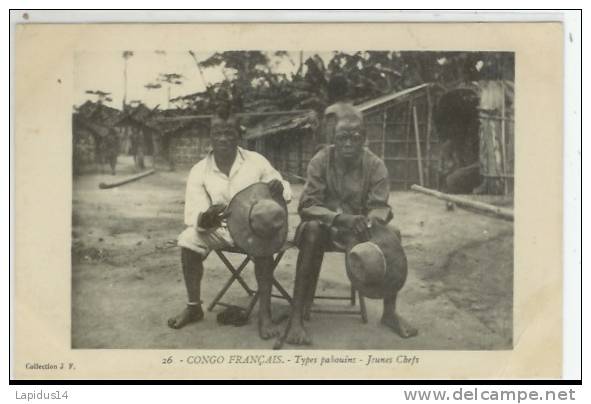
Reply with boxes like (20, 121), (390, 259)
(244, 110), (319, 140)
(73, 101), (122, 138)
(355, 83), (445, 112)
(146, 109), (210, 136)
(114, 104), (160, 131)
(75, 101), (122, 127)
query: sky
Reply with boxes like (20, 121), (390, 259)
(74, 51), (334, 110)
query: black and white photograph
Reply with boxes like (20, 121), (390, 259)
(12, 14), (574, 381)
(71, 49), (515, 350)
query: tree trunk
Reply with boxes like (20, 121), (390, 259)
(136, 133), (145, 170)
(123, 58), (128, 109)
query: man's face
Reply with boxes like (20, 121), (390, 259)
(334, 120), (365, 161)
(210, 120), (240, 158)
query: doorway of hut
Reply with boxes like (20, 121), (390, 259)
(434, 88), (482, 194)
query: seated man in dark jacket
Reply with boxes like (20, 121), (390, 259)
(284, 105), (417, 345)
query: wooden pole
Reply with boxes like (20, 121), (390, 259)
(411, 184), (514, 221)
(500, 82), (509, 195)
(405, 102), (412, 189)
(382, 109), (387, 158)
(412, 106), (425, 186)
(425, 89), (432, 186)
(123, 56), (128, 110)
(99, 169), (155, 189)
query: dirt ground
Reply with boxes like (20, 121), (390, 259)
(72, 156), (514, 350)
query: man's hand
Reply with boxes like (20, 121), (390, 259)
(268, 179), (284, 200)
(334, 214), (371, 240)
(197, 203), (228, 230)
(368, 215), (385, 227)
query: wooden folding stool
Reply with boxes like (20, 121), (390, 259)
(207, 244), (293, 319)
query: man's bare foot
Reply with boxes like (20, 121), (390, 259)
(285, 322), (312, 345)
(167, 306), (204, 329)
(381, 313), (418, 338)
(259, 317), (281, 340)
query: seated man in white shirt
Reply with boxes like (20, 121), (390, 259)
(168, 111), (291, 340)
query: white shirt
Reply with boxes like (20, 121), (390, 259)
(183, 147), (292, 228)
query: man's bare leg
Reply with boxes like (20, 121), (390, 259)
(254, 256), (281, 340)
(379, 225), (416, 337)
(302, 255), (323, 321)
(285, 221), (327, 345)
(168, 248), (205, 329)
(381, 293), (418, 338)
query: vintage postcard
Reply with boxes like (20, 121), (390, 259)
(13, 21), (563, 380)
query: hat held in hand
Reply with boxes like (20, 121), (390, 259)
(346, 224), (408, 299)
(227, 182), (288, 257)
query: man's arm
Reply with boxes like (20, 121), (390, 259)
(257, 153), (292, 203)
(298, 153), (340, 226)
(366, 159), (393, 224)
(183, 164), (212, 230)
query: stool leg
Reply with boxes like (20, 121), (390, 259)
(208, 254), (252, 312)
(236, 256), (256, 296)
(272, 251), (285, 267)
(359, 292), (368, 324)
(350, 285), (356, 306)
(208, 273), (237, 311)
(215, 251), (254, 295)
(272, 278), (292, 304)
(271, 251), (291, 302)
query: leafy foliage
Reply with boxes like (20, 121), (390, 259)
(173, 51), (513, 119)
(85, 90), (113, 103)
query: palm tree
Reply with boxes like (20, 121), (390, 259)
(122, 51), (134, 110)
(84, 90), (113, 104)
(158, 73), (184, 109)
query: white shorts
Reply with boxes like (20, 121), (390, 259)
(177, 225), (235, 257)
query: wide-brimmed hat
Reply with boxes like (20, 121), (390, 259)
(346, 223), (408, 299)
(227, 182), (288, 257)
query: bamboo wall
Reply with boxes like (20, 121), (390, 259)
(363, 87), (443, 191)
(249, 129), (314, 180)
(246, 88), (442, 189)
(168, 126), (211, 168)
(72, 128), (98, 175)
(477, 81), (515, 195)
